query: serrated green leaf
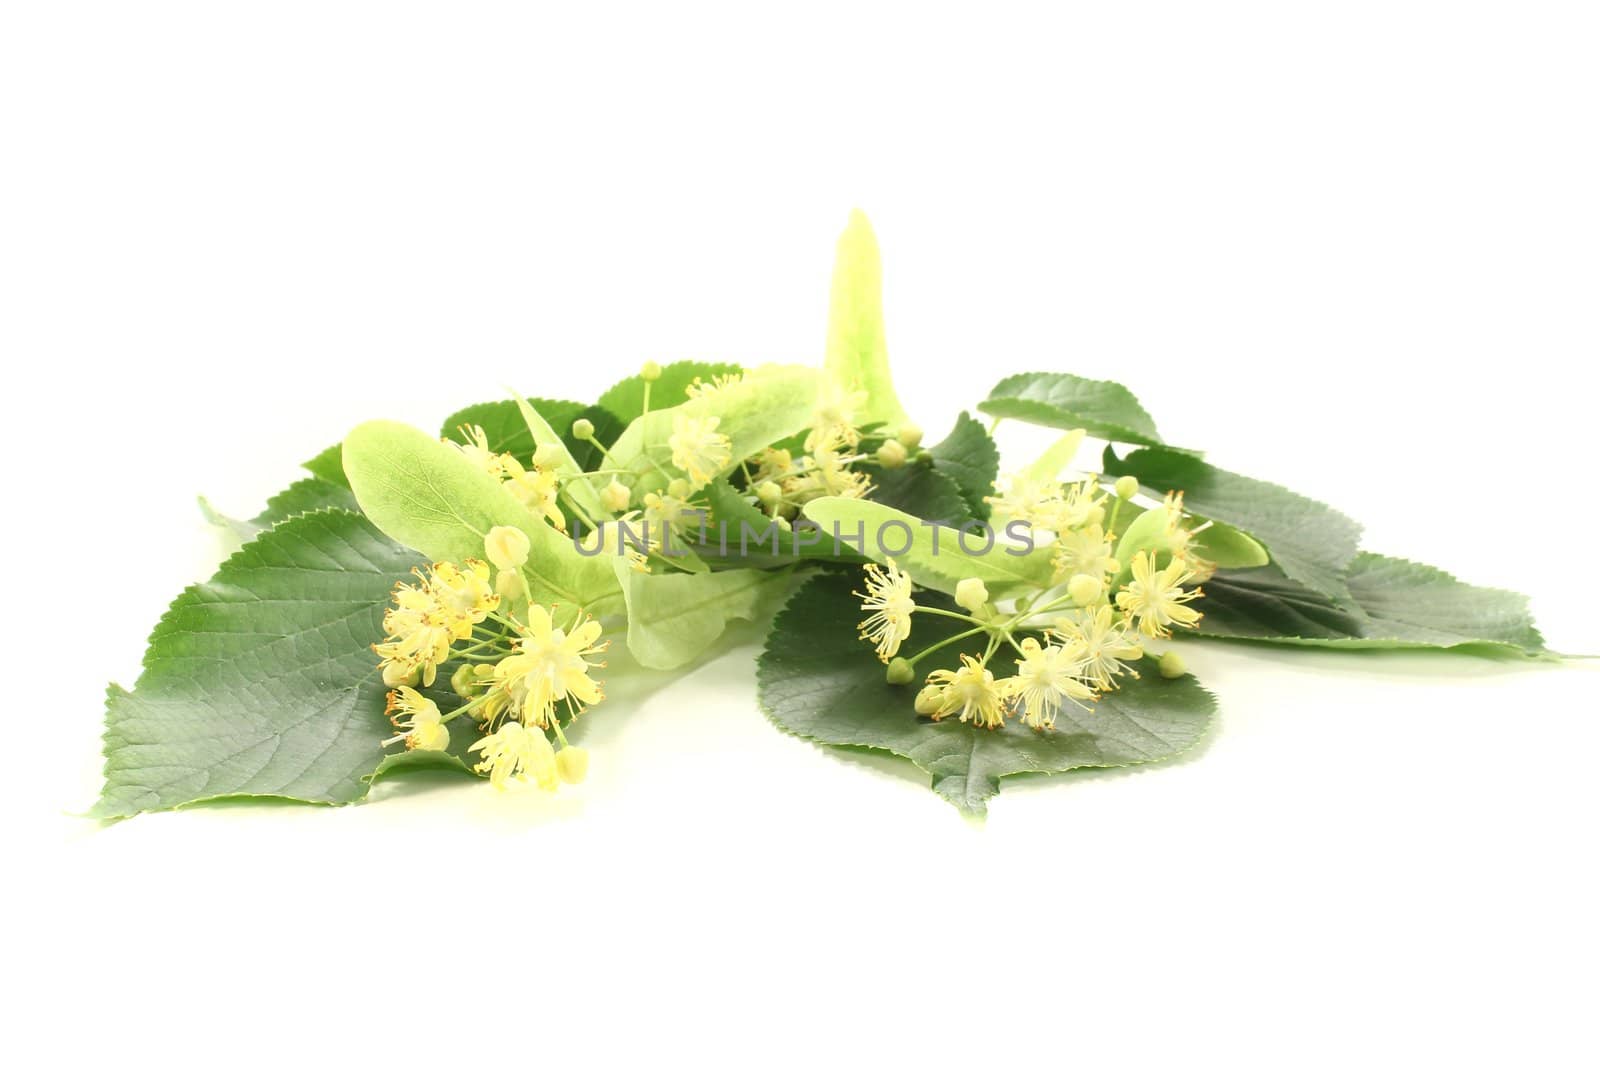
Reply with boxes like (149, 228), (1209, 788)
(926, 412), (999, 518)
(603, 365), (822, 492)
(612, 560), (789, 669)
(978, 372), (1169, 447)
(757, 574), (1216, 814)
(1196, 553), (1550, 655)
(596, 360), (744, 425)
(801, 496), (1054, 596)
(1103, 445), (1361, 604)
(342, 420), (621, 613)
(824, 210), (913, 430)
(861, 462), (973, 527)
(256, 478), (360, 527)
(94, 512), (453, 817)
(439, 397), (589, 464)
(303, 444), (350, 488)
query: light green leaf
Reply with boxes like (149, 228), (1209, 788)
(94, 511), (476, 818)
(978, 372), (1170, 447)
(758, 575), (1217, 815)
(1103, 446), (1361, 604)
(926, 412), (1000, 518)
(1019, 429), (1087, 486)
(342, 420), (621, 613)
(801, 496), (1054, 596)
(603, 364), (822, 491)
(596, 360), (744, 424)
(824, 210), (913, 430)
(612, 559), (789, 669)
(1196, 553), (1551, 656)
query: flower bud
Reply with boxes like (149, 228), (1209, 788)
(1158, 651), (1187, 679)
(495, 567), (524, 603)
(451, 663), (475, 700)
(571, 418), (595, 441)
(897, 425), (924, 449)
(556, 745), (589, 785)
(1115, 475), (1140, 501)
(600, 477), (631, 513)
(914, 449), (934, 466)
(875, 439), (909, 468)
(484, 525), (531, 570)
(954, 578), (989, 613)
(885, 657), (915, 685)
(532, 442), (564, 470)
(755, 480), (782, 509)
(382, 661), (420, 688)
(914, 684), (944, 717)
(640, 360), (662, 382)
(413, 718), (450, 752)
(667, 478), (691, 500)
(1068, 573), (1102, 607)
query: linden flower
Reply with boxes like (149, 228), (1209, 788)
(1160, 491), (1217, 582)
(804, 380), (865, 452)
(382, 687), (450, 751)
(450, 424), (512, 478)
(502, 456), (566, 531)
(1053, 523), (1118, 582)
(684, 372), (744, 400)
(1009, 637), (1097, 730)
(1116, 551), (1205, 639)
(669, 414), (733, 489)
(924, 655), (1008, 729)
(374, 561), (498, 687)
(985, 475), (1062, 531)
(492, 604), (607, 728)
(856, 561), (915, 661)
(469, 720), (559, 791)
(1055, 605), (1144, 691)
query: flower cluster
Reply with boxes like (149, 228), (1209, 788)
(450, 424), (569, 532)
(373, 527), (605, 794)
(857, 469), (1209, 732)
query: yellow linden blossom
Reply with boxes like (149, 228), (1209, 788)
(669, 414), (733, 489)
(1052, 523), (1118, 582)
(491, 604), (607, 729)
(856, 560), (915, 661)
(804, 380), (866, 452)
(1008, 637), (1097, 730)
(1160, 491), (1217, 582)
(1116, 551), (1205, 639)
(684, 372), (744, 399)
(501, 456), (566, 531)
(1054, 605), (1144, 691)
(1055, 479), (1104, 530)
(374, 560), (499, 687)
(469, 720), (559, 791)
(923, 655), (1008, 729)
(449, 424), (512, 479)
(382, 687), (450, 751)
(985, 475), (1062, 531)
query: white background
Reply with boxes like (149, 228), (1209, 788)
(7, 3), (1599, 1063)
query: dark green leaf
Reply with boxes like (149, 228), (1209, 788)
(255, 478), (359, 527)
(862, 462), (973, 526)
(978, 372), (1168, 447)
(758, 574), (1216, 815)
(927, 412), (999, 518)
(94, 511), (471, 818)
(302, 444), (350, 488)
(439, 397), (589, 464)
(1196, 553), (1550, 656)
(1104, 445), (1362, 604)
(697, 480), (857, 567)
(595, 360), (744, 425)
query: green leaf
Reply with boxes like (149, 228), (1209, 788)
(94, 512), (452, 817)
(926, 412), (999, 518)
(439, 397), (589, 465)
(255, 478), (360, 527)
(342, 420), (621, 613)
(1103, 446), (1362, 604)
(303, 444), (350, 488)
(824, 210), (913, 429)
(612, 560), (789, 669)
(978, 372), (1169, 447)
(758, 574), (1217, 815)
(596, 360), (744, 425)
(861, 462), (973, 527)
(1195, 553), (1550, 656)
(801, 496), (1055, 596)
(603, 365), (822, 491)
(697, 480), (856, 566)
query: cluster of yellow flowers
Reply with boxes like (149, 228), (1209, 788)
(856, 473), (1208, 732)
(374, 526), (605, 793)
(452, 425), (569, 531)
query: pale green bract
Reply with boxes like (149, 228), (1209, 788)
(824, 210), (913, 430)
(342, 419), (622, 614)
(611, 561), (790, 669)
